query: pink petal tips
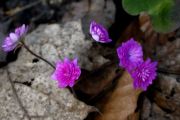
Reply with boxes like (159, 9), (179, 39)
(2, 24), (28, 52)
(117, 38), (143, 72)
(131, 59), (157, 91)
(89, 21), (112, 43)
(117, 38), (157, 91)
(51, 57), (81, 88)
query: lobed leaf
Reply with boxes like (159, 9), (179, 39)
(122, 0), (180, 33)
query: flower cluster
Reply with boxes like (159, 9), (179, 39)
(2, 22), (157, 91)
(2, 24), (28, 52)
(89, 21), (157, 90)
(117, 38), (157, 91)
(51, 58), (81, 88)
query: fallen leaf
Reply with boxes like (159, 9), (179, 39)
(95, 71), (141, 120)
(75, 62), (122, 101)
(139, 13), (176, 57)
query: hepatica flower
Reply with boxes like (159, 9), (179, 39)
(117, 38), (157, 91)
(2, 24), (28, 52)
(117, 38), (143, 71)
(131, 59), (157, 90)
(51, 57), (81, 88)
(89, 21), (112, 43)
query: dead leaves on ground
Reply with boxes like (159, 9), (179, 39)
(84, 11), (178, 120)
(139, 13), (176, 57)
(75, 63), (141, 120)
(75, 62), (122, 101)
(95, 71), (141, 120)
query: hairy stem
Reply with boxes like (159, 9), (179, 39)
(21, 41), (55, 69)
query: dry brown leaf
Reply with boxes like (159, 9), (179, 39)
(75, 62), (121, 101)
(95, 71), (141, 120)
(139, 13), (176, 57)
(115, 20), (143, 47)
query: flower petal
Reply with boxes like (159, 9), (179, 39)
(51, 57), (81, 88)
(117, 38), (143, 71)
(89, 20), (111, 43)
(9, 33), (18, 42)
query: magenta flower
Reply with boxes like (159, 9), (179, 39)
(89, 21), (112, 43)
(15, 24), (28, 37)
(2, 24), (28, 52)
(51, 57), (81, 88)
(117, 38), (143, 71)
(131, 58), (157, 91)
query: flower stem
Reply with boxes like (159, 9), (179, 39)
(21, 41), (55, 69)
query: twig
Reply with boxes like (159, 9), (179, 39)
(157, 68), (180, 76)
(6, 69), (31, 120)
(5, 0), (42, 16)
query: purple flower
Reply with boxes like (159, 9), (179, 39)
(117, 38), (143, 71)
(51, 57), (81, 88)
(89, 21), (112, 43)
(15, 24), (28, 37)
(131, 58), (157, 91)
(2, 24), (28, 52)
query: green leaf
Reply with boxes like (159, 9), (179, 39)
(150, 14), (173, 33)
(122, 0), (180, 33)
(122, 0), (162, 15)
(149, 0), (174, 32)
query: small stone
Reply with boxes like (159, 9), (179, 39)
(157, 74), (177, 95)
(170, 60), (175, 65)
